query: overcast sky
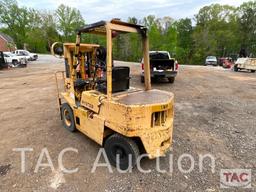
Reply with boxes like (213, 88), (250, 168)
(17, 0), (249, 23)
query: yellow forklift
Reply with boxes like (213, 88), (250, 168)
(52, 19), (174, 169)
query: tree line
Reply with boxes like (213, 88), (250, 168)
(0, 0), (255, 64)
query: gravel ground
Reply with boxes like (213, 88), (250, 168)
(0, 55), (255, 192)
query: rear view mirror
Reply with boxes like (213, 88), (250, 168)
(51, 42), (64, 58)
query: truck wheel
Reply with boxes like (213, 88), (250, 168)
(12, 60), (18, 66)
(140, 76), (144, 83)
(61, 103), (76, 132)
(168, 77), (175, 83)
(251, 70), (255, 73)
(104, 134), (140, 170)
(234, 65), (238, 72)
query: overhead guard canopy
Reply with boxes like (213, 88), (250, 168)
(77, 19), (147, 35)
(74, 19), (151, 96)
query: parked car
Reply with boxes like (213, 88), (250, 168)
(205, 56), (217, 66)
(13, 50), (30, 61)
(0, 51), (8, 69)
(234, 58), (256, 73)
(218, 57), (224, 66)
(218, 57), (233, 69)
(13, 50), (38, 61)
(3, 52), (27, 67)
(141, 51), (178, 83)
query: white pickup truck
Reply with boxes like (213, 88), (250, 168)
(3, 52), (27, 67)
(13, 50), (38, 61)
(234, 58), (256, 73)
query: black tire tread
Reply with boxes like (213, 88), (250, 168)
(108, 134), (140, 158)
(168, 77), (175, 83)
(234, 64), (238, 72)
(140, 76), (144, 83)
(61, 103), (76, 132)
(104, 133), (140, 169)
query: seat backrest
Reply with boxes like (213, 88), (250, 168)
(97, 66), (130, 93)
(112, 66), (130, 93)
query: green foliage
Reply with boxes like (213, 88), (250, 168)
(112, 33), (142, 62)
(0, 1), (255, 63)
(0, 0), (28, 48)
(56, 4), (85, 42)
(237, 1), (256, 56)
(175, 18), (193, 64)
(192, 4), (240, 64)
(142, 15), (177, 56)
(0, 0), (85, 53)
(40, 11), (59, 52)
(26, 28), (46, 53)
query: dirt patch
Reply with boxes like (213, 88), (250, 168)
(0, 57), (256, 191)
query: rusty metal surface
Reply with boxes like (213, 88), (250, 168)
(117, 89), (172, 105)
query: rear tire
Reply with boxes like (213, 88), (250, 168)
(234, 64), (239, 72)
(251, 70), (255, 73)
(168, 77), (175, 83)
(12, 60), (18, 66)
(61, 103), (76, 132)
(140, 76), (144, 83)
(104, 134), (140, 170)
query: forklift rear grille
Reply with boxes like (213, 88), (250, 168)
(151, 110), (168, 127)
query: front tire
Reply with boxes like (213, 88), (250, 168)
(104, 134), (140, 170)
(20, 64), (27, 68)
(61, 103), (76, 132)
(234, 64), (239, 72)
(251, 70), (255, 73)
(12, 60), (18, 66)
